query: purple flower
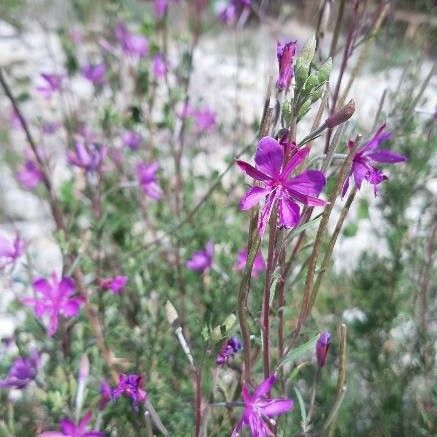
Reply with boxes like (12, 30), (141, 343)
(42, 121), (60, 134)
(0, 350), (39, 389)
(152, 53), (168, 79)
(232, 374), (293, 437)
(112, 374), (148, 408)
(16, 160), (43, 190)
(186, 241), (214, 272)
(216, 336), (242, 366)
(99, 380), (112, 410)
(136, 162), (162, 200)
(40, 411), (103, 437)
(22, 273), (84, 337)
(276, 40), (297, 92)
(235, 247), (266, 278)
(342, 124), (407, 197)
(121, 130), (142, 151)
(218, 0), (251, 24)
(115, 23), (148, 58)
(193, 107), (217, 133)
(237, 136), (326, 236)
(81, 63), (106, 85)
(316, 331), (331, 368)
(36, 73), (63, 99)
(99, 275), (128, 294)
(68, 142), (107, 172)
(0, 233), (24, 270)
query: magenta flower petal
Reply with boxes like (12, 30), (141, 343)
(60, 418), (76, 435)
(236, 160), (271, 182)
(253, 374), (277, 398)
(32, 278), (52, 297)
(281, 146), (310, 179)
(367, 149), (407, 163)
(278, 197), (300, 227)
(287, 170), (326, 197)
(240, 186), (270, 210)
(258, 190), (279, 236)
(352, 161), (368, 189)
(254, 136), (283, 178)
(261, 398), (294, 417)
(62, 299), (82, 317)
(58, 277), (76, 297)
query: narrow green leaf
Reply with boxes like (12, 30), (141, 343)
(294, 387), (307, 424)
(277, 333), (319, 369)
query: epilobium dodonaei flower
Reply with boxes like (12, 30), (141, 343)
(0, 233), (24, 270)
(235, 247), (266, 278)
(112, 374), (148, 409)
(276, 40), (297, 92)
(40, 411), (103, 437)
(99, 275), (128, 294)
(186, 241), (214, 272)
(22, 273), (84, 337)
(68, 142), (107, 173)
(342, 124), (407, 197)
(216, 336), (242, 366)
(232, 374), (293, 437)
(121, 130), (142, 151)
(152, 53), (168, 79)
(81, 63), (106, 86)
(16, 160), (43, 190)
(36, 73), (63, 99)
(115, 22), (148, 58)
(0, 349), (39, 389)
(237, 136), (326, 236)
(193, 107), (217, 133)
(136, 162), (162, 200)
(316, 331), (331, 368)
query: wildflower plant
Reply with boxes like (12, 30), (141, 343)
(0, 1), (432, 436)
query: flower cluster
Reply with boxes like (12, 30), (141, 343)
(216, 336), (242, 366)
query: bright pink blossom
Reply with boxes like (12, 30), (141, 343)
(112, 374), (148, 409)
(186, 241), (213, 272)
(235, 247), (266, 278)
(232, 374), (293, 437)
(136, 162), (162, 200)
(237, 136), (326, 236)
(99, 276), (128, 294)
(17, 160), (43, 189)
(22, 273), (84, 337)
(0, 233), (24, 270)
(81, 63), (106, 85)
(36, 73), (63, 99)
(115, 23), (148, 58)
(68, 142), (107, 172)
(0, 349), (39, 389)
(194, 107), (217, 133)
(342, 124), (407, 197)
(121, 131), (142, 151)
(40, 411), (103, 437)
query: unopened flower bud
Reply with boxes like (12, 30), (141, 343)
(316, 331), (331, 367)
(326, 99), (355, 128)
(165, 300), (179, 327)
(276, 40), (297, 92)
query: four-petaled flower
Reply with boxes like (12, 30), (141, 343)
(0, 349), (39, 389)
(232, 374), (293, 437)
(115, 23), (148, 58)
(68, 142), (107, 173)
(36, 73), (63, 99)
(112, 374), (148, 409)
(237, 136), (326, 236)
(186, 241), (214, 272)
(235, 247), (266, 278)
(136, 162), (162, 200)
(81, 63), (106, 86)
(22, 273), (84, 337)
(99, 275), (128, 294)
(40, 411), (103, 437)
(316, 331), (331, 368)
(16, 160), (44, 190)
(342, 124), (407, 197)
(0, 233), (24, 270)
(276, 40), (297, 92)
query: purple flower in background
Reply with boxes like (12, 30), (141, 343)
(0, 233), (24, 270)
(115, 23), (148, 58)
(216, 336), (242, 365)
(42, 121), (60, 134)
(112, 374), (148, 408)
(276, 40), (297, 92)
(36, 73), (63, 99)
(40, 411), (103, 437)
(0, 350), (39, 389)
(218, 0), (251, 24)
(316, 331), (331, 368)
(81, 63), (106, 85)
(152, 53), (168, 78)
(99, 380), (112, 410)
(237, 136), (326, 236)
(99, 275), (128, 294)
(194, 107), (217, 133)
(121, 130), (142, 151)
(16, 160), (43, 190)
(235, 247), (266, 278)
(232, 374), (293, 437)
(136, 162), (162, 200)
(342, 124), (407, 197)
(22, 273), (84, 337)
(68, 142), (107, 172)
(186, 241), (214, 272)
